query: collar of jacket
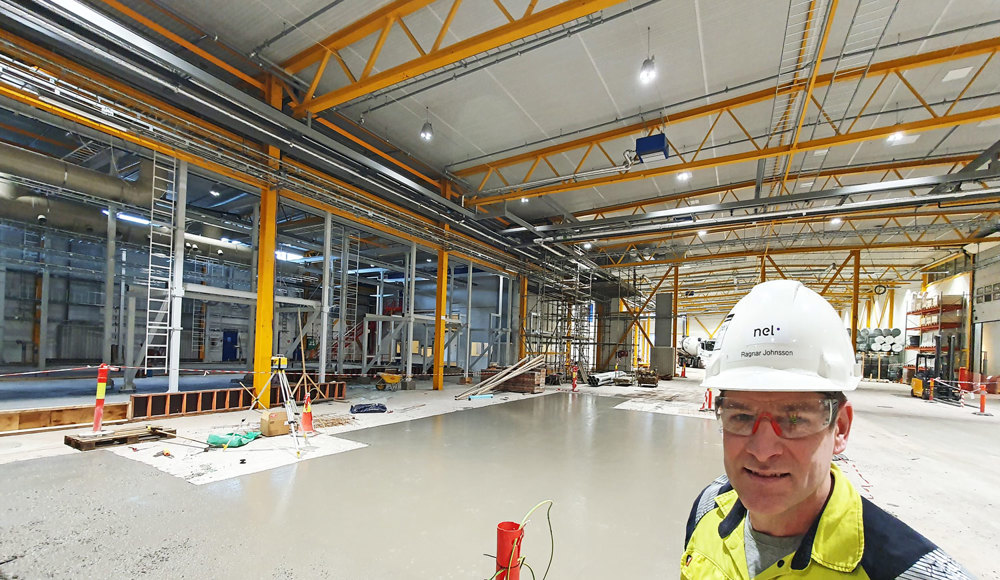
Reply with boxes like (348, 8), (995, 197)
(714, 463), (864, 573)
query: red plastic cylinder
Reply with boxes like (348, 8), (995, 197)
(496, 521), (524, 580)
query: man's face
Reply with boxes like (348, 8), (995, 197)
(721, 391), (852, 533)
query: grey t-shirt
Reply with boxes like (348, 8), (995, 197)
(744, 516), (803, 577)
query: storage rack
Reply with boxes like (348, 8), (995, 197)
(902, 295), (965, 381)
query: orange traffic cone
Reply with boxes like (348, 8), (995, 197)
(300, 393), (315, 434)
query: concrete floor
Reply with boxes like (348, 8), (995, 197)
(1, 375), (998, 578)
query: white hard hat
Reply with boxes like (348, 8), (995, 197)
(702, 279), (860, 392)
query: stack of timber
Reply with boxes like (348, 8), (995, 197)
(455, 356), (546, 399)
(481, 368), (546, 394)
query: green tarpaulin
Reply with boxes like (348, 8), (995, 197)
(205, 431), (262, 448)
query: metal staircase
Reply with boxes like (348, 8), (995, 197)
(332, 234), (361, 362)
(191, 301), (206, 359)
(144, 152), (176, 375)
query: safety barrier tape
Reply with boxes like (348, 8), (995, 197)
(0, 364), (476, 380)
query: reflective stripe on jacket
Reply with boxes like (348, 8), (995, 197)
(681, 464), (973, 579)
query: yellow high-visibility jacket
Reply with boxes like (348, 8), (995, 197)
(681, 464), (972, 579)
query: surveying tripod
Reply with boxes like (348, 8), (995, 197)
(270, 355), (305, 457)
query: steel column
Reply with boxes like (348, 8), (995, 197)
(167, 160), (187, 393)
(405, 243), (416, 380)
(851, 250), (860, 346)
(433, 249), (448, 390)
(102, 204), (116, 364)
(519, 275), (528, 359)
(319, 212), (332, 382)
(672, 267), (679, 350)
(465, 260), (473, 379)
(252, 189), (278, 407)
(252, 78), (281, 408)
(246, 204), (258, 371)
(338, 228), (349, 374)
(124, 295), (136, 390)
(0, 265), (5, 364)
(38, 269), (49, 370)
(888, 288), (895, 328)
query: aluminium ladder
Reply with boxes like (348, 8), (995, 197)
(144, 152), (176, 375)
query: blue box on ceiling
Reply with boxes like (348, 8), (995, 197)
(635, 133), (668, 162)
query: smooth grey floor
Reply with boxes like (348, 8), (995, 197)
(0, 393), (723, 578)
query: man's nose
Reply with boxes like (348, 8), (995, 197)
(745, 413), (783, 459)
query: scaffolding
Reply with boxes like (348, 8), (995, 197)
(524, 263), (595, 376)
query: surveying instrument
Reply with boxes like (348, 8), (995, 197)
(271, 355), (306, 457)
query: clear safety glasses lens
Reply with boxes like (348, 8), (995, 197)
(715, 397), (838, 439)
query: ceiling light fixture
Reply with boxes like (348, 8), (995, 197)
(677, 171), (692, 182)
(830, 217), (843, 225)
(210, 185), (220, 197)
(419, 106), (433, 142)
(521, 197), (529, 203)
(886, 131), (905, 144)
(639, 27), (656, 84)
(698, 230), (707, 236)
(583, 242), (593, 250)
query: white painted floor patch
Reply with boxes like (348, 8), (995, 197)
(110, 432), (367, 485)
(614, 398), (715, 420)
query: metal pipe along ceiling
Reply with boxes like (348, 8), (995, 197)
(0, 141), (151, 206)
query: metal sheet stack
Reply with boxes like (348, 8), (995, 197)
(856, 328), (905, 353)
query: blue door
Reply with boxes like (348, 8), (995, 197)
(222, 330), (239, 361)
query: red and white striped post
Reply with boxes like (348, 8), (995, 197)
(699, 388), (714, 412)
(93, 363), (109, 433)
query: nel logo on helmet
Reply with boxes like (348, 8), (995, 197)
(752, 325), (779, 337)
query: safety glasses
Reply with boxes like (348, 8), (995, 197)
(715, 396), (839, 439)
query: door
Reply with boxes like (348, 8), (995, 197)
(222, 330), (238, 362)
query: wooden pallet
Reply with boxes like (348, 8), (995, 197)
(64, 426), (176, 451)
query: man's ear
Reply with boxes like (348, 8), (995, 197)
(833, 401), (853, 455)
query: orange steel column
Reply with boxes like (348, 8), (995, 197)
(252, 76), (282, 408)
(519, 275), (528, 359)
(433, 248), (449, 390)
(850, 250), (861, 346)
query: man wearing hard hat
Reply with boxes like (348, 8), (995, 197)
(682, 280), (970, 578)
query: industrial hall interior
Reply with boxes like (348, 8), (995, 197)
(1, 0), (999, 577)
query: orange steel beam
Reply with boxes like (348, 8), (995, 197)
(471, 104), (1000, 206)
(572, 154), (977, 218)
(282, 0), (438, 74)
(99, 0), (263, 91)
(454, 36), (1000, 179)
(295, 0), (626, 115)
(601, 237), (989, 269)
(303, 50), (332, 104)
(313, 117), (440, 187)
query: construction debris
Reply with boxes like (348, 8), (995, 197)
(312, 415), (355, 428)
(637, 369), (659, 387)
(455, 356), (547, 399)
